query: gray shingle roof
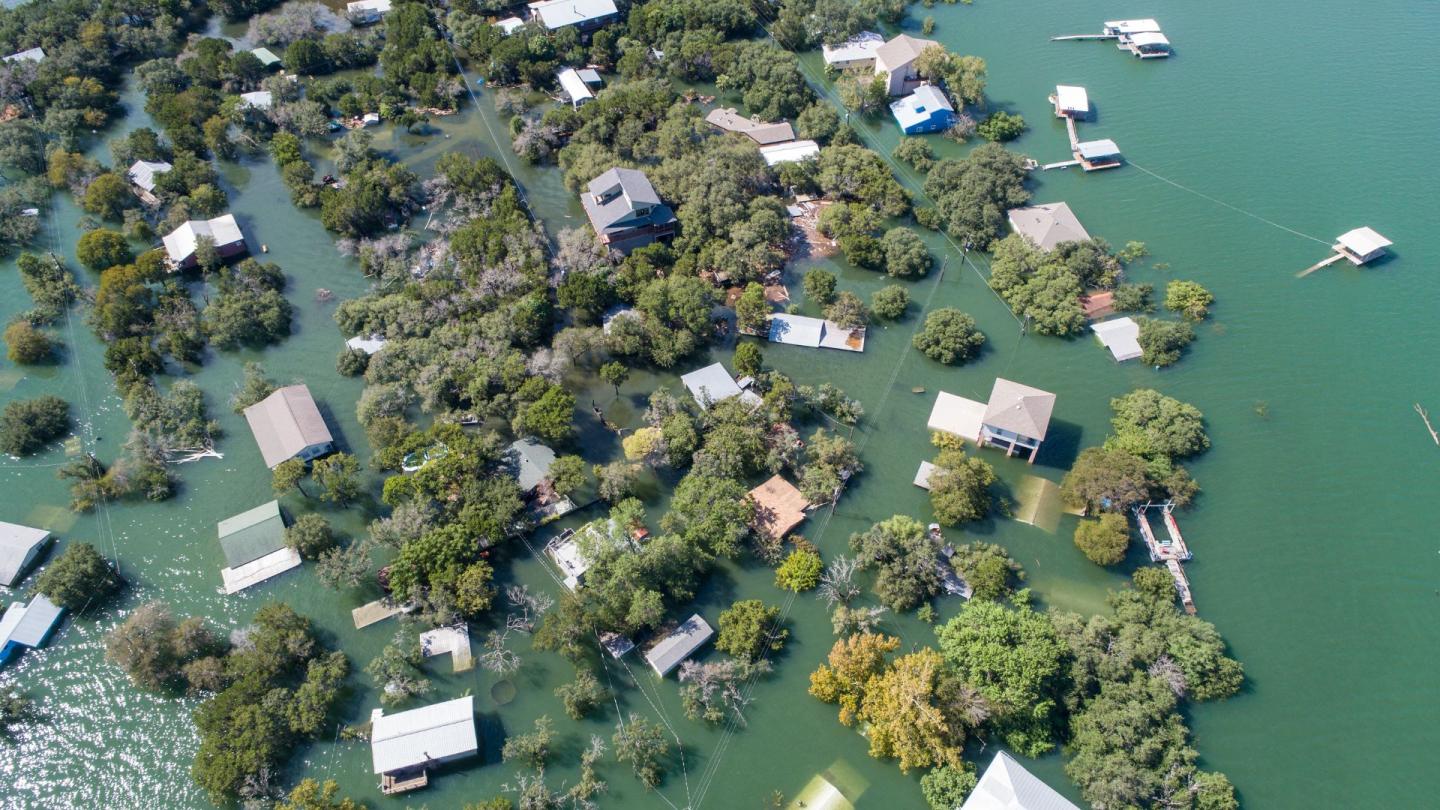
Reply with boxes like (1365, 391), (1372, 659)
(1007, 202), (1091, 252)
(243, 385), (333, 468)
(983, 378), (1056, 441)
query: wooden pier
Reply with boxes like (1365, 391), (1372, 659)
(1051, 33), (1119, 42)
(1135, 502), (1197, 614)
(1295, 253), (1345, 278)
(381, 770), (429, 795)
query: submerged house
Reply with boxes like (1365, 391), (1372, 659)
(580, 167), (677, 254)
(748, 475), (809, 543)
(371, 695), (478, 795)
(758, 139), (820, 166)
(217, 500), (301, 594)
(767, 313), (864, 352)
(890, 84), (954, 134)
(874, 33), (939, 95)
(0, 522), (51, 588)
(680, 362), (761, 410)
(243, 384), (334, 469)
(127, 159), (172, 196)
(161, 214), (246, 270)
(527, 0), (619, 32)
(821, 31), (885, 70)
(644, 614), (714, 676)
(1007, 202), (1090, 252)
(704, 107), (795, 146)
(347, 0), (392, 24)
(545, 519), (636, 591)
(928, 378), (1057, 464)
(962, 751), (1081, 810)
(1092, 317), (1143, 362)
(0, 594), (63, 667)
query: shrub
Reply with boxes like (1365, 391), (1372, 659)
(977, 111), (1026, 142)
(716, 599), (787, 662)
(871, 285), (910, 320)
(912, 308), (985, 364)
(0, 395), (70, 455)
(285, 513), (337, 560)
(775, 548), (823, 592)
(1165, 280), (1214, 321)
(4, 321), (53, 364)
(1074, 513), (1130, 565)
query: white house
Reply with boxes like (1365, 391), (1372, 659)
(527, 0), (619, 32)
(371, 696), (478, 794)
(495, 16), (526, 35)
(874, 33), (938, 95)
(127, 160), (172, 194)
(557, 67), (595, 107)
(347, 0), (392, 25)
(0, 522), (51, 588)
(822, 31), (884, 70)
(242, 385), (334, 469)
(681, 363), (748, 409)
(161, 214), (246, 270)
(928, 378), (1057, 463)
(758, 139), (820, 166)
(962, 751), (1080, 810)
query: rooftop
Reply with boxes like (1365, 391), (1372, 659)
(748, 475), (809, 542)
(250, 47), (281, 67)
(243, 384), (333, 468)
(927, 391), (986, 443)
(703, 108), (795, 145)
(217, 500), (286, 569)
(557, 68), (595, 105)
(1335, 226), (1392, 257)
(0, 521), (50, 587)
(890, 85), (954, 129)
(127, 160), (172, 193)
(821, 31), (885, 65)
(767, 313), (864, 351)
(506, 438), (557, 492)
(528, 0), (618, 29)
(371, 695), (478, 775)
(644, 614), (714, 676)
(983, 379), (1057, 441)
(962, 751), (1081, 810)
(1104, 18), (1162, 34)
(0, 594), (63, 652)
(681, 363), (743, 408)
(913, 460), (937, 490)
(582, 167), (667, 232)
(758, 139), (821, 166)
(1129, 31), (1171, 48)
(345, 335), (387, 355)
(1092, 317), (1143, 362)
(875, 33), (938, 70)
(3, 47), (45, 64)
(495, 16), (526, 34)
(240, 90), (273, 110)
(1075, 139), (1121, 160)
(161, 214), (244, 262)
(1054, 84), (1089, 113)
(1007, 202), (1091, 252)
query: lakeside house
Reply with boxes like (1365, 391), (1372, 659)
(1007, 202), (1090, 252)
(161, 214), (246, 270)
(704, 107), (795, 145)
(243, 384), (334, 469)
(249, 47), (281, 70)
(557, 67), (596, 107)
(645, 614), (714, 676)
(0, 522), (51, 588)
(527, 0), (619, 32)
(758, 139), (820, 166)
(962, 751), (1081, 810)
(0, 594), (63, 667)
(3, 47), (45, 64)
(748, 474), (809, 543)
(680, 362), (761, 410)
(767, 313), (865, 352)
(217, 500), (301, 594)
(1092, 317), (1143, 362)
(371, 695), (478, 795)
(874, 33), (939, 95)
(821, 31), (885, 70)
(928, 379), (1057, 463)
(506, 438), (558, 496)
(1334, 227), (1392, 265)
(1053, 84), (1090, 119)
(347, 0), (392, 25)
(580, 167), (677, 254)
(1074, 138), (1122, 171)
(127, 159), (171, 194)
(890, 84), (955, 134)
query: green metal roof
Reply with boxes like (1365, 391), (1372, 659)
(217, 501), (286, 568)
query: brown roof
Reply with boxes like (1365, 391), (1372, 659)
(748, 475), (808, 542)
(982, 378), (1056, 441)
(243, 385), (333, 468)
(704, 107), (796, 145)
(1079, 290), (1115, 320)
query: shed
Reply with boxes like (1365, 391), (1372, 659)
(600, 631), (635, 658)
(913, 461), (937, 490)
(962, 750), (1081, 810)
(1053, 85), (1089, 117)
(1007, 202), (1090, 252)
(371, 695), (479, 776)
(217, 500), (301, 594)
(557, 67), (595, 107)
(704, 108), (795, 145)
(494, 16), (526, 34)
(527, 0), (619, 31)
(505, 438), (557, 493)
(240, 90), (273, 110)
(1334, 227), (1392, 265)
(127, 160), (172, 193)
(767, 313), (865, 352)
(345, 334), (387, 355)
(644, 614), (714, 676)
(161, 214), (246, 270)
(2, 47), (45, 64)
(576, 68), (602, 85)
(758, 140), (820, 166)
(748, 475), (809, 542)
(347, 0), (392, 24)
(0, 522), (51, 587)
(250, 47), (282, 68)
(890, 85), (954, 134)
(243, 384), (334, 468)
(681, 363), (743, 408)
(1092, 317), (1142, 361)
(0, 594), (64, 665)
(927, 391), (986, 443)
(822, 31), (884, 70)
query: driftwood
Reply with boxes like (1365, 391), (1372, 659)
(1415, 404), (1439, 446)
(165, 446), (223, 464)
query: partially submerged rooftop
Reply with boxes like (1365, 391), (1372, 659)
(704, 107), (795, 145)
(681, 363), (744, 409)
(767, 313), (864, 352)
(0, 593), (63, 661)
(1007, 202), (1091, 252)
(962, 750), (1081, 810)
(218, 500), (301, 594)
(243, 384), (334, 469)
(1334, 226), (1392, 264)
(0, 521), (51, 587)
(748, 474), (809, 542)
(370, 695), (478, 776)
(1092, 317), (1142, 362)
(644, 614), (714, 676)
(927, 391), (986, 443)
(758, 139), (820, 166)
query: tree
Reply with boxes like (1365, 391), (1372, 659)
(36, 542), (120, 610)
(850, 515), (940, 612)
(599, 361), (629, 394)
(106, 601), (224, 692)
(870, 285), (910, 320)
(1061, 446), (1153, 513)
(775, 547), (823, 592)
(613, 713), (669, 789)
(312, 452), (361, 504)
(5, 321), (53, 364)
(858, 648), (970, 772)
(716, 599), (787, 662)
(662, 473), (753, 557)
(454, 560), (496, 616)
(548, 454), (586, 498)
(285, 513), (336, 560)
(272, 457), (309, 498)
(1108, 389), (1210, 460)
(936, 600), (1067, 756)
(622, 427), (663, 463)
(922, 144), (1030, 248)
(928, 450), (996, 525)
(76, 229), (133, 271)
(0, 687), (35, 737)
(809, 632), (900, 725)
(277, 779), (365, 810)
(823, 290), (868, 329)
(803, 268), (837, 305)
(82, 173), (132, 221)
(514, 386), (576, 443)
(1165, 280), (1214, 321)
(1137, 317), (1195, 367)
(893, 137), (936, 172)
(1074, 513), (1131, 565)
(556, 669), (607, 720)
(921, 764), (978, 810)
(912, 308), (985, 364)
(366, 634), (431, 707)
(502, 715), (555, 769)
(733, 342), (763, 377)
(977, 111), (1027, 142)
(881, 228), (931, 278)
(1, 395), (70, 455)
(734, 282), (769, 334)
(948, 543), (1023, 602)
(315, 538), (374, 591)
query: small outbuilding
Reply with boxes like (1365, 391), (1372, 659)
(1092, 317), (1142, 362)
(494, 16), (526, 34)
(890, 85), (955, 134)
(557, 67), (595, 107)
(1007, 202), (1091, 252)
(240, 90), (273, 110)
(243, 384), (334, 469)
(758, 139), (821, 166)
(822, 31), (885, 70)
(347, 0), (392, 25)
(1053, 84), (1090, 119)
(980, 378), (1056, 463)
(1333, 227), (1392, 265)
(767, 313), (864, 352)
(681, 362), (744, 409)
(1125, 31), (1172, 58)
(962, 750), (1081, 810)
(927, 391), (986, 443)
(371, 695), (479, 794)
(527, 0), (619, 32)
(748, 474), (809, 542)
(218, 500), (301, 594)
(645, 614), (714, 676)
(345, 334), (387, 355)
(127, 160), (172, 194)
(0, 594), (64, 666)
(161, 214), (247, 270)
(704, 107), (795, 145)
(0, 522), (51, 588)
(1103, 18), (1162, 36)
(250, 47), (282, 69)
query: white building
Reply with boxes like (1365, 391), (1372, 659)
(1334, 226), (1392, 265)
(127, 160), (172, 194)
(0, 594), (63, 666)
(2, 47), (45, 64)
(962, 751), (1080, 810)
(243, 385), (335, 469)
(767, 313), (864, 352)
(347, 0), (392, 25)
(239, 90), (273, 110)
(1092, 317), (1143, 362)
(644, 614), (714, 676)
(0, 522), (51, 587)
(874, 33), (938, 95)
(371, 696), (478, 792)
(161, 214), (246, 270)
(680, 363), (756, 409)
(758, 139), (820, 166)
(527, 0), (619, 32)
(821, 31), (884, 70)
(495, 16), (526, 35)
(557, 67), (595, 107)
(1053, 85), (1089, 118)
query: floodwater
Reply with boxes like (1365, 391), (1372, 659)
(2, 1), (1437, 807)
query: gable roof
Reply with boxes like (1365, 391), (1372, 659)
(240, 90), (273, 109)
(983, 379), (1056, 441)
(1091, 317), (1143, 362)
(758, 140), (820, 166)
(161, 214), (244, 262)
(371, 695), (478, 774)
(0, 522), (50, 587)
(243, 385), (333, 468)
(1076, 139), (1120, 160)
(250, 47), (281, 67)
(1104, 18), (1162, 34)
(890, 85), (954, 129)
(875, 34), (938, 71)
(127, 160), (172, 193)
(528, 0), (618, 29)
(680, 363), (742, 408)
(582, 167), (670, 233)
(962, 751), (1081, 810)
(0, 594), (63, 651)
(557, 67), (595, 104)
(217, 500), (286, 569)
(1054, 85), (1089, 114)
(3, 47), (45, 64)
(704, 108), (796, 145)
(506, 438), (557, 492)
(748, 475), (808, 541)
(1007, 202), (1091, 252)
(644, 614), (714, 676)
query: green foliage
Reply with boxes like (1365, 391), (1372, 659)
(81, 173), (133, 221)
(850, 515), (939, 612)
(776, 548), (823, 592)
(893, 137), (936, 172)
(803, 268), (837, 305)
(105, 601), (226, 693)
(922, 144), (1030, 248)
(232, 362), (277, 414)
(285, 514), (336, 560)
(1137, 317), (1195, 367)
(366, 633), (431, 707)
(277, 779), (366, 810)
(547, 454), (587, 498)
(203, 259), (293, 350)
(881, 228), (932, 278)
(35, 543), (117, 612)
(987, 234), (1126, 336)
(1074, 513), (1130, 565)
(556, 669), (608, 720)
(4, 320), (53, 364)
(662, 473), (754, 557)
(1, 395), (69, 455)
(1165, 279), (1214, 321)
(976, 111), (1026, 142)
(1061, 446), (1153, 513)
(717, 599), (787, 662)
(613, 712), (670, 789)
(514, 385), (576, 443)
(76, 229), (134, 272)
(817, 144), (910, 217)
(311, 452), (361, 504)
(1112, 282), (1154, 313)
(272, 458), (308, 497)
(1107, 389), (1210, 460)
(0, 687), (35, 737)
(733, 342), (763, 377)
(502, 715), (555, 769)
(734, 282), (770, 334)
(921, 763), (978, 810)
(454, 560), (497, 617)
(927, 450), (996, 525)
(14, 253), (80, 323)
(912, 308), (985, 364)
(599, 360), (629, 392)
(823, 290), (869, 329)
(947, 543), (1024, 602)
(870, 285), (910, 320)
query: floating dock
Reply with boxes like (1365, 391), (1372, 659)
(1054, 19), (1172, 58)
(1297, 227), (1392, 276)
(1134, 502), (1196, 614)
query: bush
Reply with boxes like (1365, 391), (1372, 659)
(335, 346), (370, 376)
(5, 321), (53, 364)
(555, 669), (607, 720)
(928, 450), (996, 526)
(823, 291), (869, 329)
(1165, 280), (1214, 321)
(912, 308), (985, 364)
(285, 513), (337, 560)
(871, 285), (910, 320)
(0, 395), (70, 455)
(716, 599), (787, 662)
(1137, 317), (1195, 367)
(1074, 513), (1130, 565)
(881, 228), (932, 278)
(36, 542), (120, 610)
(977, 111), (1027, 142)
(733, 342), (762, 377)
(775, 548), (823, 592)
(893, 137), (935, 172)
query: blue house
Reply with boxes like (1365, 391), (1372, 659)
(890, 85), (955, 134)
(0, 594), (64, 667)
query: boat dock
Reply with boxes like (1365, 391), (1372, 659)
(351, 598), (408, 629)
(1050, 34), (1119, 42)
(1135, 502), (1196, 614)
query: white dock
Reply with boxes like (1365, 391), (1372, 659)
(220, 547), (302, 594)
(420, 624), (473, 672)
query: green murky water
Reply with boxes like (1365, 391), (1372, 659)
(2, 1), (1438, 807)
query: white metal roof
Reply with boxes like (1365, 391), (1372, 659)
(681, 363), (743, 408)
(250, 47), (281, 66)
(528, 0), (618, 29)
(821, 31), (885, 65)
(1129, 31), (1171, 48)
(0, 522), (50, 587)
(0, 594), (63, 649)
(758, 139), (820, 166)
(767, 313), (825, 347)
(927, 392), (986, 443)
(1054, 85), (1089, 113)
(495, 16), (526, 34)
(645, 614), (714, 676)
(962, 751), (1081, 810)
(161, 214), (244, 263)
(371, 695), (478, 774)
(127, 160), (172, 193)
(557, 68), (594, 105)
(1007, 202), (1091, 252)
(890, 85), (953, 130)
(1092, 317), (1143, 362)
(220, 546), (302, 594)
(240, 90), (273, 110)
(1336, 227), (1391, 256)
(3, 47), (45, 64)
(576, 68), (602, 85)
(1076, 139), (1120, 159)
(348, 0), (391, 14)
(1104, 18), (1161, 34)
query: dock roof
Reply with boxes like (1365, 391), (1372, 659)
(758, 139), (820, 166)
(1128, 31), (1170, 48)
(1104, 18), (1161, 34)
(1054, 85), (1089, 113)
(218, 500), (286, 569)
(1075, 139), (1120, 159)
(645, 614), (714, 676)
(1091, 317), (1143, 362)
(749, 475), (808, 542)
(962, 751), (1080, 810)
(681, 363), (743, 408)
(1007, 202), (1090, 252)
(927, 391), (986, 443)
(1336, 227), (1391, 256)
(0, 522), (50, 587)
(243, 385), (333, 468)
(983, 379), (1056, 441)
(822, 31), (884, 65)
(371, 695), (478, 775)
